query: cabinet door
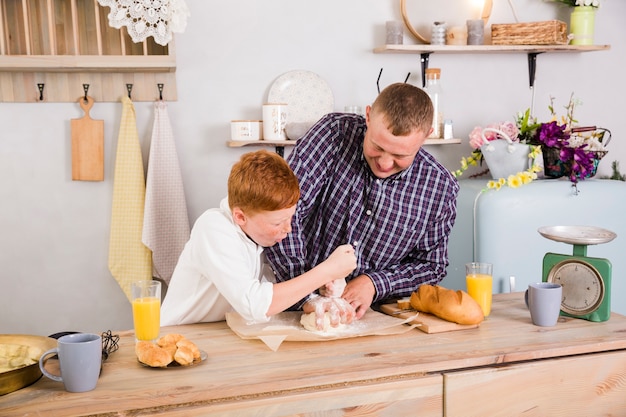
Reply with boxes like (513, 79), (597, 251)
(150, 375), (443, 417)
(444, 350), (626, 417)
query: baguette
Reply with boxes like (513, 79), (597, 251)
(409, 285), (484, 325)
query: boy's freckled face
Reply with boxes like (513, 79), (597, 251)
(240, 205), (297, 247)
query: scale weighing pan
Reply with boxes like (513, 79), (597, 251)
(538, 225), (617, 246)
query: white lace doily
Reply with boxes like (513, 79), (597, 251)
(97, 0), (190, 46)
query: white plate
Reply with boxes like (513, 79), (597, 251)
(537, 226), (617, 245)
(268, 70), (334, 124)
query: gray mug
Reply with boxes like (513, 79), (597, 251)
(39, 333), (102, 392)
(525, 283), (563, 327)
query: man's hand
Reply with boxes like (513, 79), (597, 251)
(341, 274), (375, 319)
(303, 295), (356, 330)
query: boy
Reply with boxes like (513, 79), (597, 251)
(161, 150), (356, 326)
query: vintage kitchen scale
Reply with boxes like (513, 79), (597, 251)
(539, 226), (617, 322)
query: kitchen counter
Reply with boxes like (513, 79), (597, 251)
(2, 293), (626, 416)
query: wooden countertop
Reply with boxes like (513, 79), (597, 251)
(3, 293), (626, 416)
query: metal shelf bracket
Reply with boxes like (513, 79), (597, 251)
(527, 52), (543, 88)
(420, 52), (431, 88)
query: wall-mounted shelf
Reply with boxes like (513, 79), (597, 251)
(0, 55), (176, 72)
(227, 138), (461, 156)
(227, 140), (295, 157)
(374, 44), (610, 88)
(374, 44), (610, 54)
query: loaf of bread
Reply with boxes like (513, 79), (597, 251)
(409, 285), (484, 325)
(396, 297), (411, 310)
(136, 334), (201, 367)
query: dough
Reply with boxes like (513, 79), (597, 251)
(300, 312), (346, 333)
(0, 344), (43, 372)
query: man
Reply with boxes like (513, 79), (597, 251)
(265, 82), (459, 320)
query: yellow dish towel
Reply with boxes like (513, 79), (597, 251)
(109, 96), (152, 301)
(142, 100), (190, 285)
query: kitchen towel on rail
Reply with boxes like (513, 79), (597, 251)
(142, 100), (190, 285)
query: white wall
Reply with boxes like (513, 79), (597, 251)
(1, 0), (624, 336)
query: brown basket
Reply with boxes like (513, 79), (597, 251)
(491, 20), (568, 45)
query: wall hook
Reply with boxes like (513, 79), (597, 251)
(157, 83), (164, 100)
(37, 83), (45, 101)
(126, 83), (133, 99)
(82, 84), (90, 103)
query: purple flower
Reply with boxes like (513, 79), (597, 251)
(536, 121), (570, 148)
(560, 146), (597, 183)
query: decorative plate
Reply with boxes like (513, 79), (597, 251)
(139, 350), (208, 369)
(268, 70), (334, 124)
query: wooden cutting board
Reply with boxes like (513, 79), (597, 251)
(379, 303), (480, 334)
(71, 96), (104, 181)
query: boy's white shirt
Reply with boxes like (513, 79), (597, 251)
(160, 197), (274, 326)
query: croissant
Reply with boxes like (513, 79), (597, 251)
(135, 341), (173, 367)
(176, 339), (201, 360)
(174, 346), (194, 366)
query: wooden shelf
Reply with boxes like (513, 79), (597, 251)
(374, 44), (610, 54)
(0, 55), (176, 73)
(227, 140), (295, 157)
(227, 140), (296, 148)
(375, 44), (610, 88)
(425, 138), (461, 145)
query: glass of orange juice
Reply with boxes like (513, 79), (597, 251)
(131, 280), (161, 342)
(465, 262), (493, 317)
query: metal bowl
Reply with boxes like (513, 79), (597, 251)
(0, 334), (57, 396)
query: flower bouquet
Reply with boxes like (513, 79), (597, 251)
(453, 94), (610, 189)
(521, 94), (610, 184)
(550, 0), (599, 8)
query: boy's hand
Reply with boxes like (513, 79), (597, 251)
(324, 244), (356, 278)
(304, 295), (356, 330)
(319, 278), (347, 298)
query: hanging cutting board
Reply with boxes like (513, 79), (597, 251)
(71, 96), (104, 181)
(379, 303), (480, 334)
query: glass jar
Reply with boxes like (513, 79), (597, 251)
(424, 68), (443, 139)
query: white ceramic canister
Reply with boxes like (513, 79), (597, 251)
(262, 104), (288, 141)
(231, 120), (263, 141)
